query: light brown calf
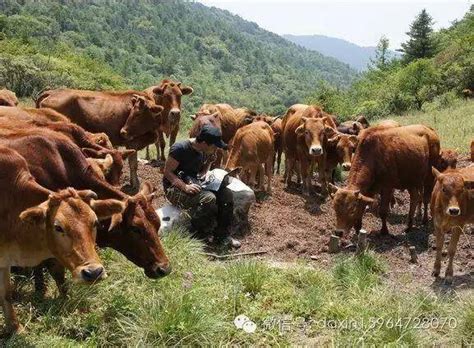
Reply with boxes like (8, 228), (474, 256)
(225, 121), (275, 193)
(431, 166), (474, 283)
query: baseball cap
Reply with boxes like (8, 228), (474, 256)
(198, 124), (228, 149)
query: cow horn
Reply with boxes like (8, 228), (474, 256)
(77, 190), (99, 202)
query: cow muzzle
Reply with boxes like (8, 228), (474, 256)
(342, 162), (351, 171)
(144, 262), (172, 279)
(447, 206), (461, 216)
(309, 146), (323, 156)
(75, 263), (107, 283)
(169, 109), (181, 123)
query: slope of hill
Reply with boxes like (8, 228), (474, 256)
(0, 0), (356, 115)
(283, 34), (399, 71)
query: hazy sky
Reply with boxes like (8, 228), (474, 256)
(198, 0), (472, 49)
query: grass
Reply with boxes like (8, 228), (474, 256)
(2, 229), (472, 347)
(380, 99), (474, 152)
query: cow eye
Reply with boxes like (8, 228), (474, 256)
(54, 222), (64, 234)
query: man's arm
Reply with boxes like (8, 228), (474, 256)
(164, 156), (201, 194)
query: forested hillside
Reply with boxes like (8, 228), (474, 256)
(0, 0), (356, 115)
(283, 34), (400, 71)
(308, 7), (473, 119)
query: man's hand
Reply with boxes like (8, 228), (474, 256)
(184, 184), (201, 195)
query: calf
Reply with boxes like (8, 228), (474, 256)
(225, 121), (274, 193)
(431, 166), (474, 283)
(0, 146), (123, 334)
(325, 129), (358, 179)
(249, 114), (283, 174)
(337, 116), (370, 136)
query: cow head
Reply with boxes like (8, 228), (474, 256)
(355, 115), (370, 129)
(437, 149), (458, 172)
(151, 80), (193, 128)
(432, 167), (472, 217)
(98, 182), (171, 279)
(20, 188), (124, 283)
(120, 95), (163, 141)
(327, 130), (358, 171)
(189, 112), (221, 138)
(329, 183), (375, 232)
(295, 117), (334, 156)
(88, 132), (114, 149)
(82, 148), (136, 187)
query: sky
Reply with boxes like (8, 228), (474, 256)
(198, 0), (472, 49)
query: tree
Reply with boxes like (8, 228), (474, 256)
(400, 9), (436, 62)
(371, 35), (390, 70)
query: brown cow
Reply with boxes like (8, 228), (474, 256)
(330, 125), (440, 236)
(0, 109), (134, 187)
(282, 104), (337, 194)
(249, 114), (283, 174)
(193, 103), (241, 143)
(225, 121), (274, 193)
(431, 166), (474, 283)
(437, 149), (459, 172)
(325, 129), (358, 178)
(144, 79), (193, 162)
(0, 124), (171, 282)
(0, 146), (125, 334)
(36, 89), (164, 190)
(87, 154), (114, 181)
(0, 89), (18, 107)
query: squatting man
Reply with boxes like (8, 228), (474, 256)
(163, 124), (241, 248)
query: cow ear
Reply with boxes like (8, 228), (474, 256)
(20, 205), (47, 226)
(432, 166), (442, 179)
(82, 147), (103, 158)
(150, 104), (163, 115)
(295, 124), (305, 135)
(301, 117), (308, 123)
(108, 213), (123, 231)
(139, 181), (155, 196)
(180, 85), (193, 95)
(328, 183), (339, 196)
(324, 126), (337, 138)
(327, 135), (340, 146)
(131, 95), (140, 105)
(244, 116), (253, 124)
(77, 190), (98, 203)
(101, 154), (114, 174)
(90, 199), (125, 221)
(349, 135), (359, 147)
(152, 86), (165, 96)
(120, 149), (136, 160)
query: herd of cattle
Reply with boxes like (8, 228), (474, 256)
(0, 81), (473, 335)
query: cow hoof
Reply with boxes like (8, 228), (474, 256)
(1, 324), (24, 338)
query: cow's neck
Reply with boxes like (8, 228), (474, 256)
(347, 155), (375, 195)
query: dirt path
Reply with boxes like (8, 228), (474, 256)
(122, 158), (473, 294)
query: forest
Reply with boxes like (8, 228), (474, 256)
(0, 0), (356, 116)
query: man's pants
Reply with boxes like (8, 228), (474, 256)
(165, 187), (234, 240)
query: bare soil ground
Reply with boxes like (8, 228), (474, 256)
(122, 158), (473, 294)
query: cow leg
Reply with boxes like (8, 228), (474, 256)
(0, 267), (21, 335)
(257, 164), (265, 191)
(317, 156), (328, 195)
(407, 189), (421, 231)
(46, 259), (67, 296)
(169, 130), (177, 148)
(379, 189), (392, 235)
(128, 151), (140, 191)
(249, 166), (258, 189)
(33, 265), (47, 297)
(300, 158), (311, 196)
(265, 157), (273, 194)
(445, 226), (461, 283)
(276, 149), (282, 175)
(156, 132), (166, 162)
(285, 157), (295, 186)
(422, 177), (435, 225)
(432, 222), (445, 278)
